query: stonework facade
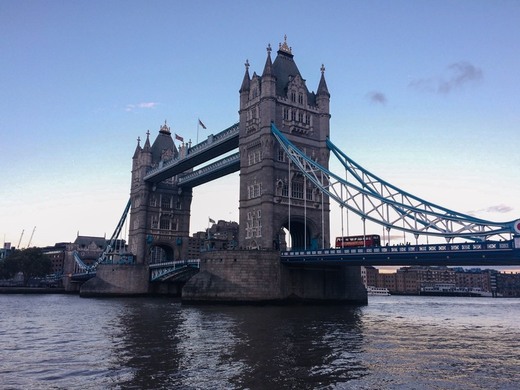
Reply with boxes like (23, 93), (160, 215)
(128, 122), (193, 264)
(238, 38), (331, 251)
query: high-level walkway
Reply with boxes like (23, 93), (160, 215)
(144, 123), (239, 186)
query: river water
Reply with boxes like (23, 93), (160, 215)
(0, 294), (519, 390)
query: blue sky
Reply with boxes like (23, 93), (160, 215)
(1, 0), (519, 262)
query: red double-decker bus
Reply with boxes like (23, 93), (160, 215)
(335, 235), (381, 248)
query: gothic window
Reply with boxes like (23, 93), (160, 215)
(246, 209), (262, 239)
(248, 149), (262, 165)
(149, 195), (157, 207)
(283, 107), (289, 120)
(306, 186), (314, 201)
(298, 112), (303, 122)
(291, 110), (296, 121)
(277, 148), (286, 162)
(292, 181), (304, 199)
(282, 183), (289, 197)
(161, 195), (171, 209)
(291, 92), (296, 102)
(298, 93), (304, 104)
(160, 217), (170, 230)
(305, 114), (310, 124)
(248, 183), (262, 199)
(151, 215), (158, 229)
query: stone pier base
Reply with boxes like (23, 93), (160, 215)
(79, 264), (149, 297)
(182, 250), (367, 304)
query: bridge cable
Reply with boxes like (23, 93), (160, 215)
(271, 123), (517, 241)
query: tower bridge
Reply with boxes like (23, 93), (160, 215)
(71, 37), (520, 302)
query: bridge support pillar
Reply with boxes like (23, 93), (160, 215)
(182, 250), (367, 304)
(79, 264), (150, 297)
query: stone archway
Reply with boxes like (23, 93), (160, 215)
(149, 243), (175, 264)
(280, 218), (320, 251)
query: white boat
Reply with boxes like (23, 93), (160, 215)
(420, 284), (498, 297)
(367, 286), (391, 296)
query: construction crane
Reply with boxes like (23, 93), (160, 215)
(27, 226), (36, 248)
(17, 229), (24, 249)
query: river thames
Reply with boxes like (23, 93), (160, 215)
(1, 294), (519, 389)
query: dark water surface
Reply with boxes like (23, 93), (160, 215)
(1, 294), (519, 389)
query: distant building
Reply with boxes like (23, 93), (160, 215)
(453, 267), (497, 293)
(365, 265), (520, 296)
(395, 267), (420, 294)
(496, 272), (520, 297)
(63, 235), (126, 275)
(363, 266), (378, 288)
(187, 220), (239, 258)
(1, 242), (14, 260)
(187, 232), (207, 259)
(41, 242), (68, 275)
(377, 272), (397, 292)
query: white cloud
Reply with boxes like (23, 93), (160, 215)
(125, 102), (159, 112)
(467, 204), (514, 216)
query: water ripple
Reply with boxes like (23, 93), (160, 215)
(0, 295), (519, 389)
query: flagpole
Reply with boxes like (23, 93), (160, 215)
(196, 119), (199, 145)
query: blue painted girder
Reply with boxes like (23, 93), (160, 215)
(281, 241), (520, 266)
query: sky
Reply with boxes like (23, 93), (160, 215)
(1, 0), (519, 270)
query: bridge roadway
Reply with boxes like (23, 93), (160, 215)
(144, 123), (239, 185)
(72, 241), (519, 283)
(281, 240), (520, 267)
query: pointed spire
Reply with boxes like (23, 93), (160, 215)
(239, 59), (250, 93)
(262, 43), (273, 77)
(143, 130), (151, 151)
(132, 135), (142, 159)
(317, 64), (330, 97)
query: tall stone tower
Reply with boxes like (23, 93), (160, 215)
(238, 37), (331, 250)
(128, 122), (193, 264)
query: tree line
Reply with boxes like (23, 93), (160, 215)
(0, 248), (52, 286)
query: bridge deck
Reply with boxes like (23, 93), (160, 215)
(281, 241), (520, 266)
(178, 152), (240, 187)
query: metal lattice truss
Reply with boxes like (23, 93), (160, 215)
(73, 198), (132, 272)
(271, 124), (519, 241)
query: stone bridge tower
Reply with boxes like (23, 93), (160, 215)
(238, 37), (331, 250)
(128, 122), (193, 264)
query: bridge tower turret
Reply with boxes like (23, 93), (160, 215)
(238, 37), (331, 250)
(128, 122), (193, 264)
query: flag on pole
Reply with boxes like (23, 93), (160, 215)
(209, 217), (215, 224)
(198, 119), (207, 129)
(175, 133), (184, 142)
